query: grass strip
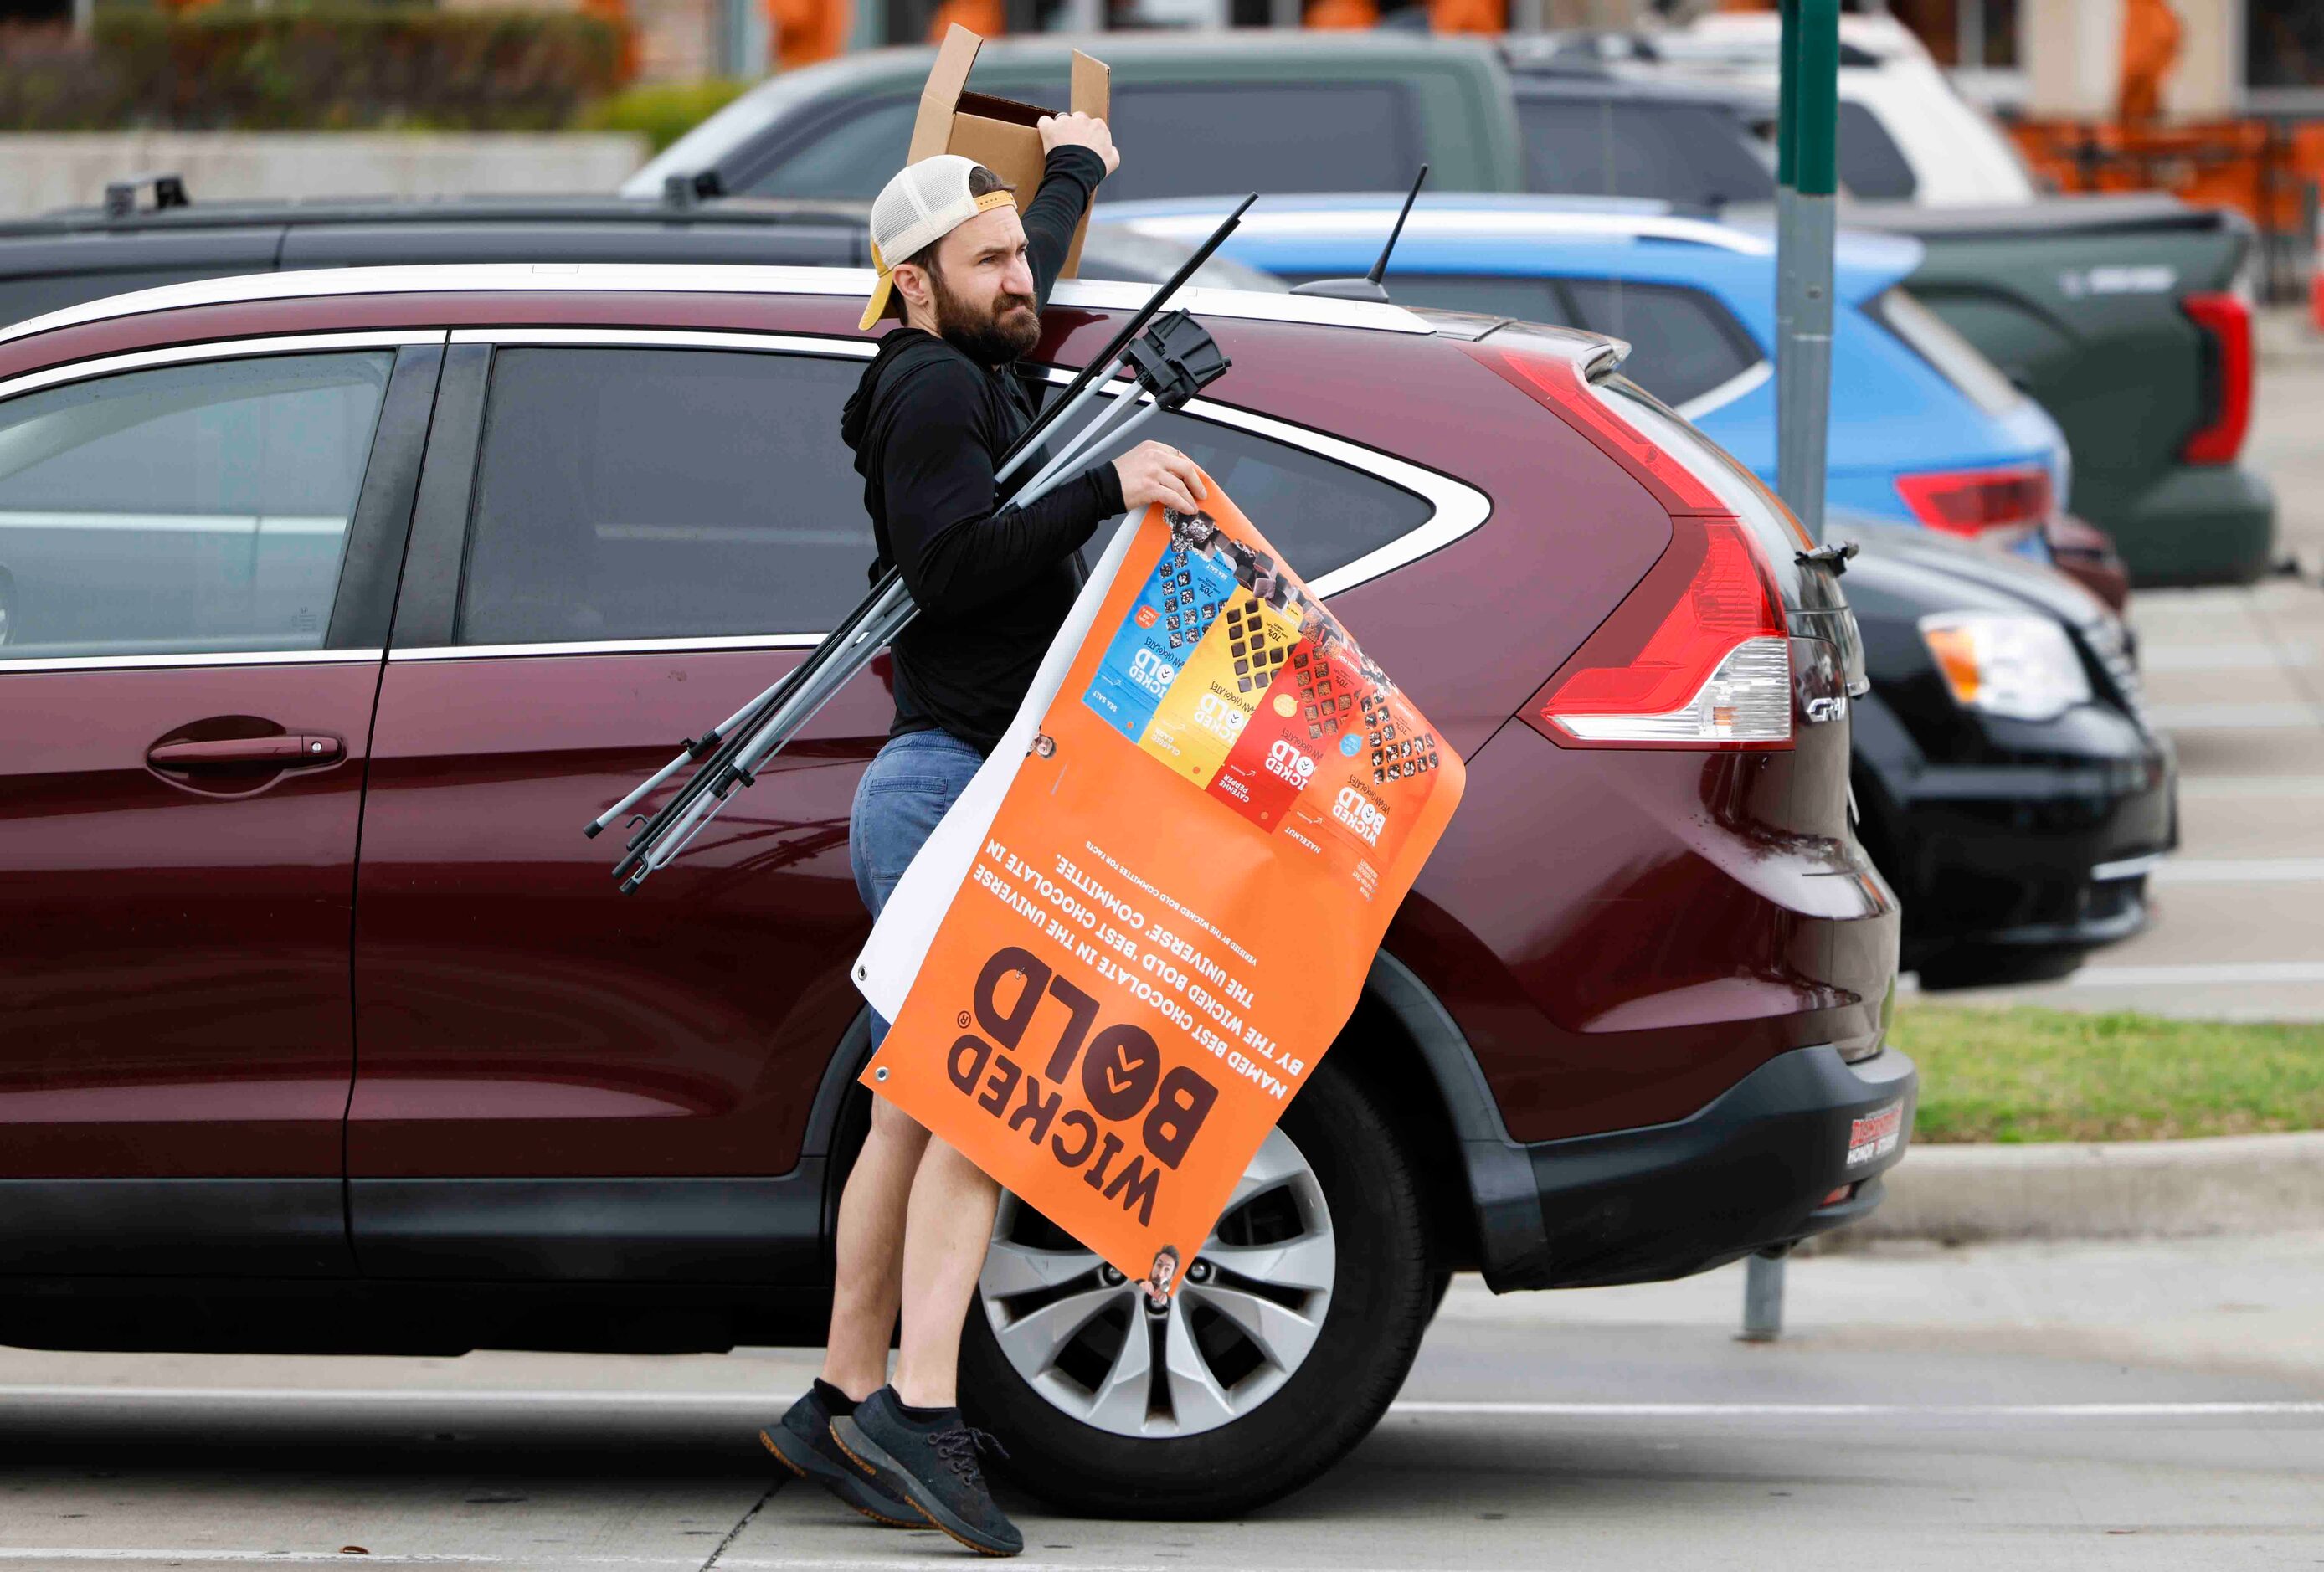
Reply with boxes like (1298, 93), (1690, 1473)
(1895, 1003), (2324, 1143)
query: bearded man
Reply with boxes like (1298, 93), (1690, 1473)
(758, 116), (1206, 1557)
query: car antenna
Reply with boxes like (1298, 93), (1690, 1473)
(1289, 164), (1427, 303)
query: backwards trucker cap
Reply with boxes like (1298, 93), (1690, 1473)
(860, 154), (1019, 332)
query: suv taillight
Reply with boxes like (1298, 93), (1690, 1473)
(1526, 515), (1792, 749)
(1894, 465), (2053, 541)
(1478, 342), (1797, 751)
(2180, 291), (2253, 465)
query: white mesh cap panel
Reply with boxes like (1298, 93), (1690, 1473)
(868, 154), (983, 272)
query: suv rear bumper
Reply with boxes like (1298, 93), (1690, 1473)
(1483, 1043), (1916, 1292)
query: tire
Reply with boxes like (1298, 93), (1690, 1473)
(959, 1056), (1433, 1519)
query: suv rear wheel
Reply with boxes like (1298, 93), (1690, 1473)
(960, 1056), (1432, 1518)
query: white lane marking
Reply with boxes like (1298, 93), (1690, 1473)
(2178, 774), (2324, 799)
(2147, 701), (2324, 730)
(0, 1559), (1184, 1569)
(2138, 640), (2317, 671)
(3, 1386), (2317, 1420)
(2149, 857), (2324, 884)
(0, 1556), (698, 1567)
(2068, 962), (2324, 987)
(1387, 1400), (2324, 1417)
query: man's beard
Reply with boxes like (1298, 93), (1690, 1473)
(931, 269), (1040, 366)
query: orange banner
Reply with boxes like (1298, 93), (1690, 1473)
(854, 483), (1463, 1298)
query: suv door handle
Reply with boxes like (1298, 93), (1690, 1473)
(147, 734), (343, 769)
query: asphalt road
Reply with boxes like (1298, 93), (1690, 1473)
(2, 1236), (2320, 1570)
(1920, 307), (2324, 1020)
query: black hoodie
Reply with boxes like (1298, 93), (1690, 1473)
(840, 145), (1126, 754)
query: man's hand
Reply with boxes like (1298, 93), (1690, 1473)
(1038, 111), (1121, 177)
(1113, 441), (1206, 516)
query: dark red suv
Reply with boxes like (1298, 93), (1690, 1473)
(0, 264), (1910, 1517)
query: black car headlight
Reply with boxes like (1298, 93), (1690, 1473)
(1918, 611), (2092, 722)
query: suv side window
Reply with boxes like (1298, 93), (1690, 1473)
(0, 351), (393, 660)
(1556, 280), (1762, 408)
(1149, 410), (1433, 580)
(458, 347), (872, 643)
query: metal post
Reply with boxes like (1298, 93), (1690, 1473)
(1751, 0), (1838, 1338)
(1774, 0), (1839, 547)
(1740, 1249), (1786, 1343)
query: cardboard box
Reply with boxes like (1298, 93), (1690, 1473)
(907, 25), (1110, 281)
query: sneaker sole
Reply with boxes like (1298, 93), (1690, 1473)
(758, 1425), (924, 1529)
(829, 1416), (1022, 1559)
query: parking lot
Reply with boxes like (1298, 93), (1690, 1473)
(4, 1231), (2321, 1570)
(3, 316), (2321, 1572)
(1931, 308), (2324, 1023)
(5, 0), (2324, 1542)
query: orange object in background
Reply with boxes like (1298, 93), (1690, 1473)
(768, 0), (850, 69)
(2116, 0), (2182, 126)
(1304, 0), (1378, 28)
(927, 0), (1004, 42)
(582, 0), (641, 83)
(1427, 0), (1505, 33)
(2011, 118), (2324, 259)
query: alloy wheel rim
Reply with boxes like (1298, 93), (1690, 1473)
(978, 1125), (1336, 1439)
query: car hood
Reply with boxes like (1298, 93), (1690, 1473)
(1834, 514), (2110, 630)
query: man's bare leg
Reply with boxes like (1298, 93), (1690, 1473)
(892, 1133), (1003, 1409)
(820, 1094), (930, 1402)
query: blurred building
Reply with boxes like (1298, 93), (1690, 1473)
(1860, 0), (2318, 117)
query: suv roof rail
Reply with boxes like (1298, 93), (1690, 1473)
(105, 172), (189, 222)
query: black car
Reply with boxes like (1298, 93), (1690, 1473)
(0, 182), (1280, 330)
(1839, 517), (2176, 988)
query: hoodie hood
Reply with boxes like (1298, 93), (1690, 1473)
(840, 327), (939, 461)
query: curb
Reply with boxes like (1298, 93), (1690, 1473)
(1820, 1129), (2324, 1247)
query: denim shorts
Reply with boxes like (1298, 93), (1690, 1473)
(851, 727), (985, 1046)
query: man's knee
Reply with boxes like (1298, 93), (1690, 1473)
(869, 1094), (930, 1147)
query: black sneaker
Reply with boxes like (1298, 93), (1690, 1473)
(830, 1387), (1024, 1558)
(758, 1383), (920, 1528)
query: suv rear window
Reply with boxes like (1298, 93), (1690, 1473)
(1870, 287), (2021, 415)
(1835, 101), (1919, 202)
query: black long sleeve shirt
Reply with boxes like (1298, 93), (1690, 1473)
(839, 145), (1127, 753)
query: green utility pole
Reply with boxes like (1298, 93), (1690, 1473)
(1773, 0), (1841, 548)
(1745, 0), (1838, 1346)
